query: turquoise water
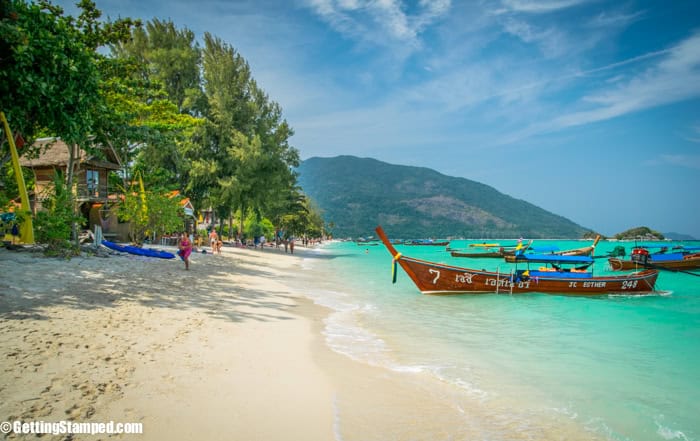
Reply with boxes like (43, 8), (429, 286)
(295, 240), (700, 441)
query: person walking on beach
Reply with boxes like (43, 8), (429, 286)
(178, 232), (193, 270)
(209, 228), (219, 254)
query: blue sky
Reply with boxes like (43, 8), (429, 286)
(56, 0), (700, 238)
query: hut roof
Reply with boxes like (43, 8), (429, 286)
(19, 138), (121, 170)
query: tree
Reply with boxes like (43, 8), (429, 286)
(193, 34), (299, 231)
(1, 0), (141, 243)
(278, 190), (325, 238)
(0, 0), (102, 164)
(97, 56), (203, 191)
(242, 211), (274, 241)
(119, 190), (184, 243)
(110, 18), (205, 116)
(614, 227), (664, 241)
(33, 171), (84, 255)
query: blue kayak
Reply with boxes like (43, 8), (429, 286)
(101, 240), (176, 259)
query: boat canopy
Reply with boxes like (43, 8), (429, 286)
(651, 252), (687, 262)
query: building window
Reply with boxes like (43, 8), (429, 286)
(86, 170), (99, 196)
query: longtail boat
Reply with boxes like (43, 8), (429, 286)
(404, 239), (450, 246)
(451, 248), (510, 258)
(609, 246), (700, 271)
(376, 226), (658, 296)
(505, 235), (600, 262)
(554, 235), (601, 256)
(450, 241), (531, 258)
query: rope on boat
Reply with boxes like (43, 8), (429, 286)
(391, 252), (402, 284)
(496, 267), (499, 294)
(641, 274), (656, 292)
(510, 269), (514, 295)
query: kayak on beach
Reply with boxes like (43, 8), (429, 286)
(101, 240), (176, 259)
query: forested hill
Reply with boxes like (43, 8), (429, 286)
(297, 156), (590, 239)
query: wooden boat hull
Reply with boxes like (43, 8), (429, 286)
(556, 246), (595, 256)
(609, 255), (700, 271)
(376, 227), (658, 296)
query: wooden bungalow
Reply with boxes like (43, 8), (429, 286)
(19, 138), (130, 241)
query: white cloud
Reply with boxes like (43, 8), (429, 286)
(587, 9), (646, 28)
(302, 0), (451, 48)
(551, 33), (700, 129)
(501, 17), (570, 57)
(497, 0), (591, 14)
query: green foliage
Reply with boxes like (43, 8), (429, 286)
(614, 226), (665, 240)
(242, 212), (274, 240)
(182, 33), (298, 221)
(33, 172), (83, 256)
(119, 190), (183, 243)
(1, 0), (95, 145)
(110, 18), (204, 115)
(0, 161), (34, 208)
(110, 20), (300, 227)
(297, 156), (591, 239)
(3, 4), (307, 240)
(0, 0), (139, 149)
(278, 191), (325, 238)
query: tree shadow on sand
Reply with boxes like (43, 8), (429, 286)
(0, 249), (304, 324)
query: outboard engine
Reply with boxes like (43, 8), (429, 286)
(608, 245), (626, 257)
(631, 248), (650, 265)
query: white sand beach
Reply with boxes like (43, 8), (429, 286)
(0, 244), (599, 440)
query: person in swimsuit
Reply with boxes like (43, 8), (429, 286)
(209, 228), (220, 254)
(178, 232), (193, 270)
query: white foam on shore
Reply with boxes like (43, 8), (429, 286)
(656, 415), (691, 441)
(290, 249), (490, 403)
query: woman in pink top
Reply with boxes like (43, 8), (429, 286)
(178, 232), (193, 270)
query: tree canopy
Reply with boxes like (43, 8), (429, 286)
(1, 0), (325, 242)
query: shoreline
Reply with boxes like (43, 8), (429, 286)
(0, 244), (600, 440)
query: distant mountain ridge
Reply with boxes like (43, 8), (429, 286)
(297, 156), (590, 238)
(664, 232), (698, 241)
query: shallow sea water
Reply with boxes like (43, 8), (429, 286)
(289, 240), (700, 441)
